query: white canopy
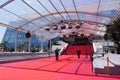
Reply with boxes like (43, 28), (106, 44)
(0, 0), (120, 40)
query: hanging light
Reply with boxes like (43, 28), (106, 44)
(53, 27), (58, 30)
(76, 22), (83, 29)
(45, 28), (50, 31)
(68, 23), (72, 29)
(61, 25), (66, 29)
(52, 24), (58, 30)
(60, 20), (64, 23)
(26, 31), (31, 38)
(68, 26), (72, 29)
(60, 20), (66, 29)
(76, 25), (80, 29)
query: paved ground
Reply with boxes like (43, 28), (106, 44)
(0, 52), (55, 63)
(0, 55), (120, 80)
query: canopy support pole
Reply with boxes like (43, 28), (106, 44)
(50, 39), (52, 57)
(41, 36), (44, 52)
(28, 38), (31, 52)
(14, 30), (18, 52)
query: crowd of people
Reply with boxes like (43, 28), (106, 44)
(54, 48), (94, 61)
(73, 36), (91, 45)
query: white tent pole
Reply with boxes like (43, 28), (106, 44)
(41, 36), (44, 52)
(14, 30), (18, 52)
(28, 38), (31, 52)
(50, 39), (52, 56)
(103, 39), (105, 53)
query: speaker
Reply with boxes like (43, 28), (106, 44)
(26, 31), (31, 38)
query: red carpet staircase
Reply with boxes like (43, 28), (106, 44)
(66, 45), (94, 55)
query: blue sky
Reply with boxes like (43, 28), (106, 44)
(0, 26), (6, 43)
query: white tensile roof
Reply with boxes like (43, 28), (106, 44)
(0, 0), (120, 40)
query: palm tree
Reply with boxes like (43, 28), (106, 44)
(0, 40), (8, 51)
(17, 41), (29, 52)
(104, 18), (120, 54)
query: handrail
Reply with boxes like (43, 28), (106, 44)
(106, 57), (120, 75)
(106, 57), (110, 75)
(107, 58), (120, 67)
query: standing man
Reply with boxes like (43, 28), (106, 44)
(90, 53), (94, 72)
(77, 49), (81, 58)
(90, 53), (93, 62)
(55, 48), (60, 61)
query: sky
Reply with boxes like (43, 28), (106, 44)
(0, 26), (6, 43)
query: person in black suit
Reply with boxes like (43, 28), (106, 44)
(55, 48), (60, 61)
(77, 49), (81, 58)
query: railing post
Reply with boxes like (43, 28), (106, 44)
(106, 57), (110, 75)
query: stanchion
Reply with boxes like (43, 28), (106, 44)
(106, 57), (110, 75)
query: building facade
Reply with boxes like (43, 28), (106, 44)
(2, 28), (48, 51)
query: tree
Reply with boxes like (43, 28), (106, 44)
(0, 40), (8, 51)
(18, 42), (29, 51)
(104, 18), (120, 53)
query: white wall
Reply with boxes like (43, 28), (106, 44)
(52, 41), (68, 55)
(93, 40), (114, 53)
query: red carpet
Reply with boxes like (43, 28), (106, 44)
(66, 45), (94, 55)
(0, 55), (120, 80)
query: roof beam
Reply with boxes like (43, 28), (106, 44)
(0, 22), (27, 33)
(73, 0), (81, 20)
(31, 19), (106, 34)
(0, 22), (15, 30)
(96, 0), (101, 22)
(0, 22), (45, 39)
(21, 0), (51, 28)
(2, 8), (40, 28)
(49, 0), (65, 20)
(31, 22), (60, 33)
(0, 0), (14, 9)
(16, 11), (111, 29)
(59, 0), (72, 20)
(37, 0), (59, 21)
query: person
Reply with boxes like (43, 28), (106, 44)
(90, 53), (93, 62)
(111, 49), (115, 53)
(102, 53), (104, 57)
(90, 53), (94, 72)
(55, 48), (60, 61)
(105, 48), (108, 53)
(76, 49), (81, 58)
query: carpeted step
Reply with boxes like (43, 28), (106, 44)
(66, 45), (94, 55)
